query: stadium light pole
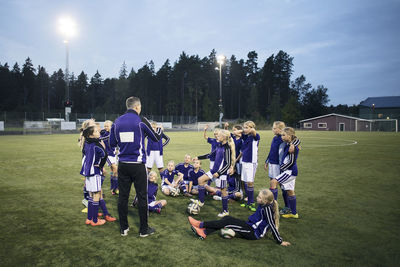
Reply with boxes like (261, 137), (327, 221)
(217, 54), (225, 128)
(58, 16), (77, 122)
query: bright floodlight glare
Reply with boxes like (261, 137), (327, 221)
(58, 17), (77, 39)
(217, 54), (225, 65)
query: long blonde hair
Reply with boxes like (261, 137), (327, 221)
(220, 129), (236, 167)
(78, 119), (96, 149)
(283, 127), (297, 142)
(259, 189), (280, 230)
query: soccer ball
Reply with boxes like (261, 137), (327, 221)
(220, 228), (235, 239)
(170, 187), (180, 196)
(187, 202), (200, 215)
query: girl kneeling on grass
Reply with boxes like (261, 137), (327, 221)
(79, 120), (116, 226)
(188, 189), (290, 246)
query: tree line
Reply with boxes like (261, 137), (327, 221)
(0, 49), (358, 125)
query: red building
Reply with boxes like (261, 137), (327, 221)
(299, 113), (371, 131)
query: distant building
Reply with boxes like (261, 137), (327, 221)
(299, 113), (371, 131)
(359, 96), (400, 120)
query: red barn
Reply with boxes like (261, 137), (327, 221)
(299, 113), (372, 131)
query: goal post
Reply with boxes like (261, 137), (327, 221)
(369, 119), (398, 132)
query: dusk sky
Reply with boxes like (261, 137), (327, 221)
(0, 0), (399, 106)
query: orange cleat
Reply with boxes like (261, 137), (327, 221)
(85, 219), (92, 225)
(188, 216), (201, 228)
(98, 213), (103, 217)
(91, 219), (106, 226)
(105, 215), (117, 222)
(191, 225), (206, 240)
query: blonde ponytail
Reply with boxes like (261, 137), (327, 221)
(273, 199), (280, 230)
(78, 119), (96, 150)
(227, 135), (236, 167)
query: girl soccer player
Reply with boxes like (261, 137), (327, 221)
(193, 130), (235, 217)
(187, 159), (205, 195)
(161, 161), (190, 196)
(146, 122), (170, 174)
(147, 171), (167, 214)
(188, 189), (290, 246)
(239, 121), (260, 212)
(100, 120), (119, 195)
(271, 127), (300, 219)
(176, 154), (194, 195)
(80, 120), (116, 226)
(203, 125), (220, 169)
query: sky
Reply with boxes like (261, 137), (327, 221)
(0, 0), (399, 106)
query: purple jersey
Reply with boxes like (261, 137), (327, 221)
(280, 143), (299, 176)
(161, 169), (179, 185)
(198, 143), (232, 176)
(207, 137), (219, 161)
(100, 129), (115, 156)
(80, 139), (106, 177)
(188, 169), (205, 186)
(240, 133), (260, 163)
(265, 135), (282, 165)
(175, 163), (193, 181)
(247, 203), (283, 243)
(227, 175), (240, 193)
(231, 133), (242, 159)
(148, 181), (158, 203)
(146, 132), (170, 156)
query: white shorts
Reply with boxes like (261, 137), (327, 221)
(215, 175), (227, 189)
(268, 163), (280, 179)
(241, 162), (258, 183)
(276, 170), (296, 191)
(210, 161), (214, 170)
(107, 155), (117, 166)
(146, 151), (164, 169)
(191, 185), (198, 191)
(85, 175), (102, 192)
(161, 183), (176, 192)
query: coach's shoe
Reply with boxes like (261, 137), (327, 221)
(105, 215), (117, 222)
(188, 216), (201, 228)
(121, 227), (130, 237)
(191, 225), (207, 240)
(85, 219), (92, 225)
(248, 203), (257, 212)
(213, 195), (222, 201)
(140, 227), (156, 237)
(217, 210), (229, 218)
(282, 213), (299, 219)
(91, 219), (106, 226)
(279, 207), (291, 215)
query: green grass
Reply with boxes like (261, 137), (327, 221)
(0, 131), (399, 266)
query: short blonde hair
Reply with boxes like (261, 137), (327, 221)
(273, 121), (285, 130)
(244, 121), (256, 129)
(148, 171), (157, 180)
(104, 120), (113, 126)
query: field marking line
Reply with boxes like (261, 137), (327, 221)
(299, 137), (358, 148)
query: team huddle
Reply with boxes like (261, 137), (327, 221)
(79, 110), (299, 246)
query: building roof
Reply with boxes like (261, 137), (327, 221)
(359, 96), (400, 108)
(299, 113), (370, 123)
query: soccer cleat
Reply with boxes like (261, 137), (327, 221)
(213, 195), (222, 201)
(248, 203), (256, 212)
(121, 227), (130, 237)
(105, 215), (117, 222)
(155, 208), (161, 214)
(81, 208), (88, 213)
(115, 189), (119, 195)
(184, 192), (193, 197)
(82, 199), (88, 207)
(111, 191), (116, 195)
(140, 227), (156, 237)
(240, 203), (249, 208)
(282, 213), (299, 219)
(188, 216), (201, 228)
(98, 213), (103, 217)
(191, 225), (206, 240)
(279, 207), (291, 215)
(91, 219), (106, 226)
(217, 211), (229, 218)
(85, 219), (92, 225)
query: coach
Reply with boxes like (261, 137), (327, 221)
(109, 96), (162, 237)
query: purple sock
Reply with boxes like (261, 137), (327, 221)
(198, 185), (205, 203)
(282, 189), (289, 208)
(180, 182), (187, 193)
(114, 177), (118, 190)
(222, 196), (229, 212)
(92, 201), (99, 223)
(247, 186), (254, 204)
(216, 190), (221, 197)
(270, 188), (278, 200)
(83, 187), (89, 200)
(110, 177), (114, 190)
(88, 198), (93, 220)
(288, 195), (297, 214)
(99, 199), (109, 216)
(199, 222), (204, 228)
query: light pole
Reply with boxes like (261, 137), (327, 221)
(217, 54), (225, 128)
(58, 16), (76, 121)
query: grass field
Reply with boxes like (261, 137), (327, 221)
(0, 130), (399, 266)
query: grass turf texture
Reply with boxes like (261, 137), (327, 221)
(0, 131), (399, 266)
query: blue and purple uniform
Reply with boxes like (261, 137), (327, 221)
(175, 163), (194, 182)
(146, 132), (170, 156)
(80, 139), (106, 178)
(188, 169), (205, 187)
(240, 133), (260, 163)
(100, 129), (116, 157)
(247, 203), (283, 243)
(161, 169), (179, 186)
